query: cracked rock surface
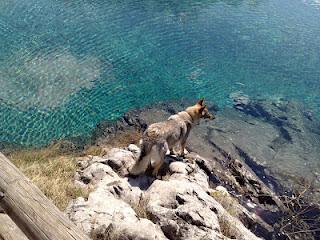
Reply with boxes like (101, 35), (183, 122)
(66, 146), (262, 240)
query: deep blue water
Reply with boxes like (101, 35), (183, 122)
(0, 0), (320, 145)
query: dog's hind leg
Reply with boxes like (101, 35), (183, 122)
(151, 141), (168, 176)
(130, 154), (151, 176)
(129, 140), (153, 176)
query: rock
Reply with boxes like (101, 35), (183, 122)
(87, 97), (320, 200)
(91, 217), (167, 240)
(76, 157), (91, 170)
(143, 179), (223, 240)
(144, 177), (261, 240)
(80, 162), (113, 185)
(67, 194), (167, 240)
(94, 97), (320, 198)
(206, 98), (320, 202)
(169, 161), (189, 175)
(67, 147), (262, 240)
(104, 148), (136, 176)
(66, 164), (166, 240)
(128, 144), (140, 154)
(167, 160), (209, 190)
(91, 155), (108, 164)
(74, 178), (88, 189)
(82, 98), (320, 239)
(229, 91), (250, 110)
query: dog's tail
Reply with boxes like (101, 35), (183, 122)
(129, 139), (153, 176)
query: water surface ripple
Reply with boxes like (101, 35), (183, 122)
(0, 0), (319, 145)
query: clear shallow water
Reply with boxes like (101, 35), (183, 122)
(0, 0), (320, 145)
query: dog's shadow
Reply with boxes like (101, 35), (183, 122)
(127, 154), (182, 190)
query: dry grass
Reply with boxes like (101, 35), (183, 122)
(210, 190), (241, 218)
(277, 179), (320, 240)
(5, 132), (142, 211)
(100, 130), (142, 148)
(90, 225), (122, 240)
(210, 190), (241, 239)
(83, 145), (104, 156)
(131, 196), (150, 220)
(218, 216), (236, 239)
(86, 130), (142, 159)
(8, 144), (87, 210)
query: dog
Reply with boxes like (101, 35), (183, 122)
(129, 99), (215, 176)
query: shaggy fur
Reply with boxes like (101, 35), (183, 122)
(129, 99), (215, 176)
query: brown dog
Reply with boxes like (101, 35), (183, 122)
(129, 99), (215, 176)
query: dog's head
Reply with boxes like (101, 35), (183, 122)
(186, 99), (215, 123)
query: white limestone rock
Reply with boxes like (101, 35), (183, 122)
(67, 147), (262, 240)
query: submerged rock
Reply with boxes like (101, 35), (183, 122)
(93, 98), (320, 200)
(229, 91), (250, 110)
(210, 99), (320, 201)
(86, 98), (320, 239)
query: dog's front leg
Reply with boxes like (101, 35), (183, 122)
(180, 124), (191, 157)
(180, 139), (186, 157)
(180, 131), (190, 157)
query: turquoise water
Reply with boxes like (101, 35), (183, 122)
(0, 0), (320, 145)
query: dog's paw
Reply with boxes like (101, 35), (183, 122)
(174, 154), (184, 161)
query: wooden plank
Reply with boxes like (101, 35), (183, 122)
(0, 213), (28, 240)
(0, 152), (91, 240)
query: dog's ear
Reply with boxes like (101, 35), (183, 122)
(197, 98), (205, 106)
(199, 106), (206, 113)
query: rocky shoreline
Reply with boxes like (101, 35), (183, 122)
(91, 97), (320, 195)
(65, 96), (320, 239)
(2, 96), (319, 239)
(67, 146), (268, 240)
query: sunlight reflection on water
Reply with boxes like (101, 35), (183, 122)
(0, 0), (319, 145)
